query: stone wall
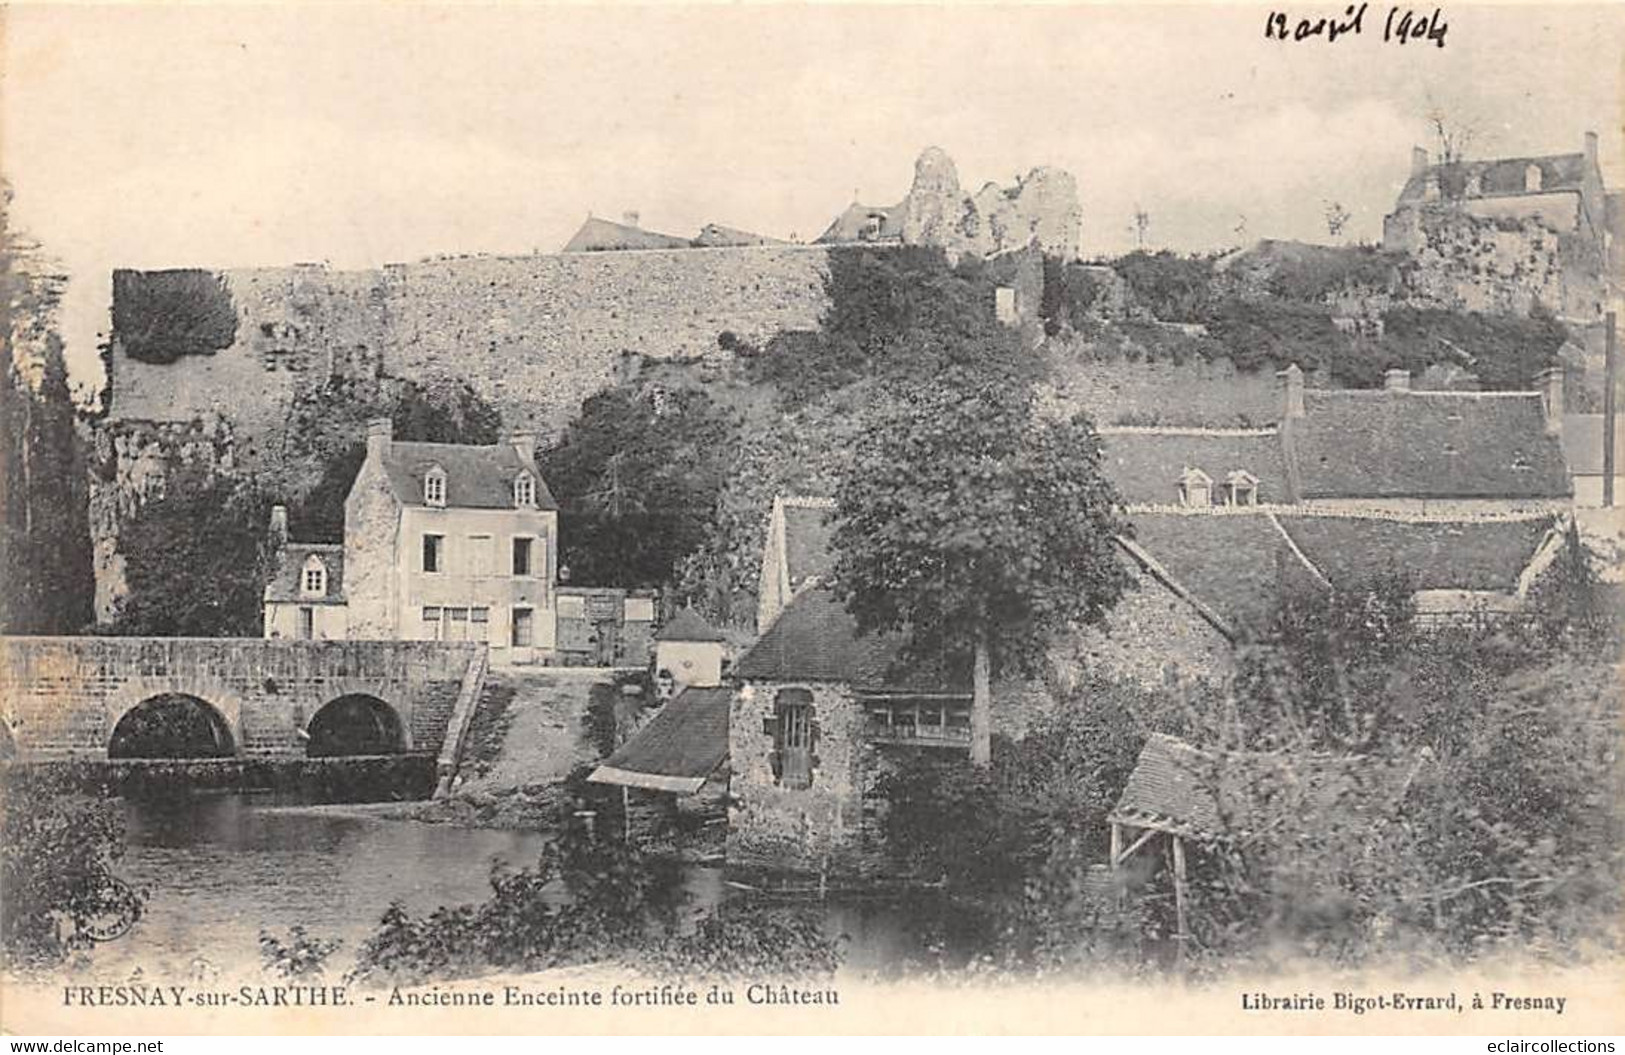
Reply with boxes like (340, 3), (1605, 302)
(0, 636), (478, 760)
(1060, 563), (1236, 691)
(1043, 345), (1291, 428)
(1385, 206), (1607, 321)
(726, 679), (871, 875)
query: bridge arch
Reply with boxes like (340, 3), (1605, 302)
(305, 694), (409, 757)
(104, 678), (245, 759)
(108, 693), (237, 759)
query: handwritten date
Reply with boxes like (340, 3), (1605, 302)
(1264, 4), (1448, 47)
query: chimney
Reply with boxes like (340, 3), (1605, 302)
(1277, 363), (1305, 421)
(268, 504), (288, 549)
(1584, 131), (1599, 167)
(509, 428), (537, 465)
(1411, 146), (1428, 177)
(1384, 368), (1411, 392)
(366, 417), (393, 462)
(1537, 366), (1565, 435)
(622, 210), (640, 229)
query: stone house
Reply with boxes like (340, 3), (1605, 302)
(1382, 132), (1619, 320)
(263, 418), (561, 665)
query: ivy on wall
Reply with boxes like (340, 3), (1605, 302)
(110, 269), (238, 365)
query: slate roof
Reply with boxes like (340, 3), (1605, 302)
(782, 500), (837, 586)
(1561, 414), (1625, 476)
(561, 216), (692, 252)
(1100, 430), (1289, 506)
(655, 607), (726, 643)
(380, 442), (558, 510)
(734, 587), (965, 692)
(264, 543), (345, 605)
(1397, 153), (1591, 205)
(1288, 390), (1571, 500)
(1121, 514), (1287, 634)
(587, 686), (730, 794)
(1276, 515), (1556, 593)
(816, 201), (905, 244)
(1110, 733), (1419, 843)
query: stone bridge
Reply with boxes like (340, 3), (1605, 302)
(0, 636), (485, 762)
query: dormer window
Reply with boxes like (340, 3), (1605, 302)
(424, 466), (447, 507)
(1178, 467), (1213, 508)
(1224, 470), (1259, 507)
(513, 471), (536, 509)
(301, 555), (328, 597)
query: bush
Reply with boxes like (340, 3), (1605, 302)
(1111, 251), (1216, 322)
(1, 769), (146, 969)
(260, 926), (341, 979)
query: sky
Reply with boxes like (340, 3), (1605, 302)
(4, 3), (1624, 386)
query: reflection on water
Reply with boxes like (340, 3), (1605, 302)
(96, 788), (986, 979)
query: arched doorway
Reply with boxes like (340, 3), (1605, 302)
(305, 695), (405, 757)
(108, 694), (236, 759)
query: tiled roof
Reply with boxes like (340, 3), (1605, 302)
(1110, 733), (1419, 842)
(1397, 152), (1591, 204)
(264, 543), (345, 604)
(1122, 513), (1287, 634)
(783, 500), (837, 586)
(816, 201), (905, 244)
(1100, 430), (1289, 506)
(1289, 390), (1571, 500)
(588, 686), (730, 794)
(655, 607), (725, 643)
(1275, 515), (1556, 593)
(734, 587), (964, 692)
(380, 442), (558, 510)
(561, 216), (692, 252)
(1561, 414), (1625, 476)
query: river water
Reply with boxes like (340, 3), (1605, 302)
(92, 789), (992, 980)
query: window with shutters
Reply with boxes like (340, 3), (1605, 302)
(766, 688), (817, 790)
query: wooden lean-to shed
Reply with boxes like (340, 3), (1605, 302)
(1108, 733), (1425, 963)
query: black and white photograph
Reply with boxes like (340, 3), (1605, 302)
(0, 1), (1622, 1037)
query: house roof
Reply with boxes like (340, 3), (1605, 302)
(561, 216), (692, 252)
(380, 441), (558, 510)
(693, 223), (787, 248)
(655, 607), (725, 643)
(1397, 152), (1591, 204)
(782, 499), (837, 587)
(1121, 513), (1287, 634)
(734, 587), (963, 692)
(1110, 733), (1419, 843)
(264, 543), (345, 605)
(1275, 514), (1557, 593)
(1100, 429), (1289, 506)
(1561, 414), (1625, 476)
(1289, 390), (1571, 500)
(587, 685), (731, 794)
(816, 200), (905, 244)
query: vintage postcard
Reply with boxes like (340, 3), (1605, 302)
(1, 1), (1622, 1038)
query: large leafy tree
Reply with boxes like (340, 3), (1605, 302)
(0, 180), (95, 633)
(830, 346), (1132, 765)
(545, 383), (740, 588)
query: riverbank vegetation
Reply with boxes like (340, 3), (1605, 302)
(877, 546), (1623, 976)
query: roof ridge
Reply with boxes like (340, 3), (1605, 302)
(1114, 535), (1237, 641)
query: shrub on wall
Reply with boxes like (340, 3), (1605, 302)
(1111, 251), (1216, 323)
(1263, 245), (1401, 303)
(110, 269), (238, 365)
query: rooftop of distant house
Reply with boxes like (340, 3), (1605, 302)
(371, 423), (558, 511)
(1395, 132), (1602, 206)
(562, 213), (787, 253)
